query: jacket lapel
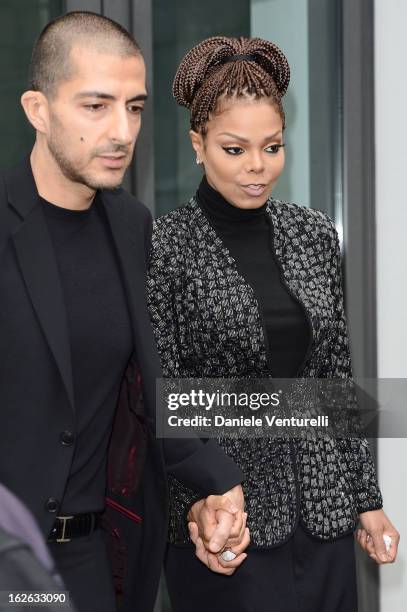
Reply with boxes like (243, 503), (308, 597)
(99, 190), (146, 345)
(100, 190), (163, 431)
(6, 158), (75, 411)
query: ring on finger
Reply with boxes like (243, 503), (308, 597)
(220, 547), (237, 562)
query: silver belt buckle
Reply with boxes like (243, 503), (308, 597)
(55, 515), (74, 543)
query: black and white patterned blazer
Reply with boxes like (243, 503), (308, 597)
(146, 195), (383, 548)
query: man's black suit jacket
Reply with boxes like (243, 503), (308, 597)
(0, 158), (243, 612)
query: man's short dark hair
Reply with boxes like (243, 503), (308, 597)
(29, 11), (142, 98)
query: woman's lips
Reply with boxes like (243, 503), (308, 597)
(240, 184), (267, 197)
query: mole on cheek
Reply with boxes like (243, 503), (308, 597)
(80, 137), (84, 142)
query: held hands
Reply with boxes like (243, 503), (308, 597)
(355, 509), (400, 564)
(187, 484), (250, 575)
(187, 496), (401, 572)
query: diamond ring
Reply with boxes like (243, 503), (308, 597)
(220, 548), (237, 562)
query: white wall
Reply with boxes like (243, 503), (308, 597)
(375, 1), (407, 609)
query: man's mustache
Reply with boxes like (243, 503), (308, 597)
(93, 144), (131, 156)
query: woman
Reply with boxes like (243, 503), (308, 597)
(147, 36), (399, 611)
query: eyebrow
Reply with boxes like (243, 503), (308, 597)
(217, 131), (283, 143)
(74, 91), (148, 103)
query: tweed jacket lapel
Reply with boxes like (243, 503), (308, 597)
(186, 196), (320, 377)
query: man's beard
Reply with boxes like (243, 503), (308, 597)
(47, 124), (127, 191)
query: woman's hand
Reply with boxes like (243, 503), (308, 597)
(187, 485), (249, 574)
(355, 509), (400, 564)
(187, 485), (245, 553)
(188, 515), (250, 575)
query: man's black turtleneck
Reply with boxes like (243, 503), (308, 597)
(196, 175), (309, 378)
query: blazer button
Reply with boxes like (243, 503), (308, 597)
(60, 430), (75, 446)
(45, 498), (59, 513)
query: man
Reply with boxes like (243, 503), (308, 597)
(0, 11), (246, 612)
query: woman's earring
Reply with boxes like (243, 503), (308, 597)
(196, 155), (202, 165)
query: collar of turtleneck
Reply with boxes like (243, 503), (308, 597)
(196, 174), (269, 224)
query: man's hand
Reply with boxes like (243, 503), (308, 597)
(187, 485), (245, 553)
(355, 508), (400, 564)
(187, 485), (250, 574)
(188, 519), (250, 575)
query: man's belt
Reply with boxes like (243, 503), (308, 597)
(47, 511), (103, 543)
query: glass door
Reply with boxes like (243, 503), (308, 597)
(153, 0), (250, 216)
(0, 0), (64, 169)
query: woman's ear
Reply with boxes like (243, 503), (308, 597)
(189, 130), (204, 164)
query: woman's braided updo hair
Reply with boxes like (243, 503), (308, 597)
(173, 36), (290, 133)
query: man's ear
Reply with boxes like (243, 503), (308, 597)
(21, 90), (50, 134)
(189, 129), (204, 163)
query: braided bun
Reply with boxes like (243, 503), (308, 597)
(173, 36), (290, 131)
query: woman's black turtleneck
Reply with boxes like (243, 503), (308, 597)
(196, 175), (310, 378)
